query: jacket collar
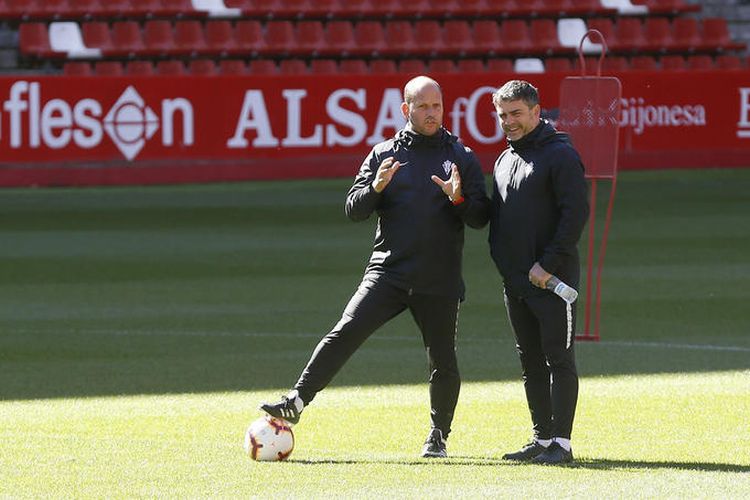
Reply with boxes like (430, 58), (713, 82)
(394, 126), (457, 151)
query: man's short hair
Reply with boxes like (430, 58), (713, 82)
(492, 80), (539, 108)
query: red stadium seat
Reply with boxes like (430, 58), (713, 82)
(398, 58), (426, 74)
(143, 20), (174, 57)
(189, 59), (218, 75)
(275, 0), (309, 17)
(219, 59), (248, 74)
(227, 0), (277, 18)
(111, 21), (144, 56)
(660, 54), (686, 70)
(126, 60), (154, 75)
(687, 55), (713, 70)
(127, 0), (162, 17)
(427, 58), (456, 73)
(335, 0), (371, 17)
(630, 55), (657, 70)
(456, 59), (485, 73)
(18, 22), (54, 58)
(634, 0), (700, 14)
(158, 0), (194, 16)
(702, 18), (745, 51)
(67, 0), (103, 18)
(264, 20), (295, 54)
(235, 20), (265, 55)
(602, 56), (629, 71)
(642, 18), (672, 52)
(473, 20), (501, 55)
(248, 59), (278, 74)
(36, 0), (68, 18)
(487, 58), (514, 73)
(310, 59), (338, 73)
(97, 0), (130, 17)
(367, 0), (404, 17)
(355, 20), (386, 56)
(530, 19), (562, 54)
(304, 0), (340, 17)
(325, 20), (357, 57)
(384, 20), (415, 56)
(174, 20), (207, 56)
(545, 57), (573, 72)
(448, 0), (492, 16)
(413, 21), (443, 56)
(369, 59), (397, 73)
(296, 20), (326, 56)
(279, 59), (309, 74)
(5, 0), (35, 19)
(586, 18), (615, 49)
(498, 20), (531, 53)
(63, 61), (92, 76)
(81, 22), (112, 52)
(397, 0), (431, 17)
(205, 20), (237, 56)
(672, 17), (700, 51)
(564, 0), (613, 16)
(442, 20), (472, 56)
(157, 60), (186, 75)
(531, 0), (571, 15)
(615, 17), (645, 52)
(716, 55), (742, 70)
(94, 61), (124, 76)
(339, 59), (369, 73)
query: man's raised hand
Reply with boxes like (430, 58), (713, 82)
(431, 164), (463, 203)
(372, 157), (402, 193)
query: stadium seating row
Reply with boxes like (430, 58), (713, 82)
(61, 54), (748, 77)
(0, 0), (700, 21)
(21, 18), (581, 59)
(20, 16), (741, 62)
(588, 16), (745, 53)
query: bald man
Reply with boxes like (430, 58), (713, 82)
(261, 76), (490, 458)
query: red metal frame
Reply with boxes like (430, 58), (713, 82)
(567, 29), (621, 341)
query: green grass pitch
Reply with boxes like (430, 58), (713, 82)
(1, 168), (748, 497)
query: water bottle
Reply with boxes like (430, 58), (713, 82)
(546, 276), (578, 304)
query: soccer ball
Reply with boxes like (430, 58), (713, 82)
(244, 416), (295, 461)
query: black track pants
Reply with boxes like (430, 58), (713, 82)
(294, 278), (461, 437)
(504, 290), (578, 440)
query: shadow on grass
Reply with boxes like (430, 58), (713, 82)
(286, 457), (750, 473)
(1, 327), (749, 401)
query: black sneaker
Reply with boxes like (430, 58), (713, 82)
(531, 442), (574, 464)
(502, 441), (549, 461)
(421, 428), (447, 458)
(259, 395), (301, 425)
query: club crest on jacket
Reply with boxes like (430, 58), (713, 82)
(442, 160), (455, 176)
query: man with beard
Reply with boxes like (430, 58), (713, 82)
(260, 76), (490, 458)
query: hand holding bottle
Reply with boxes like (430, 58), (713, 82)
(529, 262), (578, 305)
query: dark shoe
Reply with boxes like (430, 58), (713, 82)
(502, 441), (549, 461)
(259, 395), (301, 425)
(531, 442), (573, 464)
(421, 428), (447, 458)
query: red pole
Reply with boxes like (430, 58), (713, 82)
(583, 179), (597, 339)
(593, 176), (618, 339)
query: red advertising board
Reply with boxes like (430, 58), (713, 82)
(0, 71), (748, 186)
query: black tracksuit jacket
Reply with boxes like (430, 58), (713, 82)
(345, 127), (490, 299)
(489, 120), (589, 298)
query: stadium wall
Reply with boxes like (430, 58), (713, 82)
(0, 71), (748, 187)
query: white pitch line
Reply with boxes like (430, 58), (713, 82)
(13, 328), (750, 353)
(598, 340), (750, 353)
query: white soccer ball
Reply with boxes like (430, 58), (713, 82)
(244, 416), (295, 461)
